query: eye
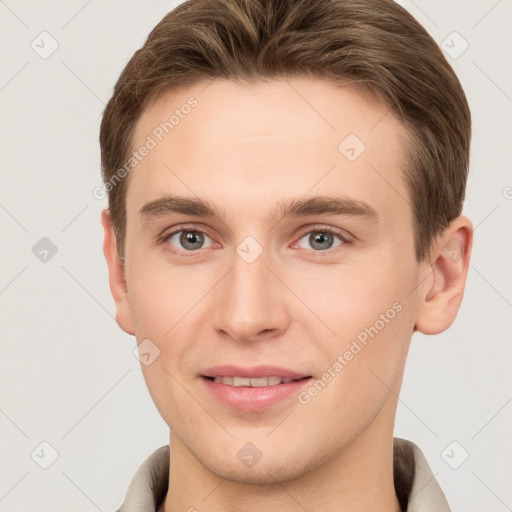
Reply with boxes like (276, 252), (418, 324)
(296, 229), (345, 251)
(166, 230), (214, 251)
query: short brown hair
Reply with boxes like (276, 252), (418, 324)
(100, 0), (471, 264)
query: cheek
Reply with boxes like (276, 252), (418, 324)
(126, 251), (208, 335)
(126, 257), (218, 404)
(295, 295), (413, 443)
(292, 256), (412, 336)
(125, 263), (186, 390)
(291, 256), (416, 388)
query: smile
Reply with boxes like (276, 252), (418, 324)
(209, 376), (307, 387)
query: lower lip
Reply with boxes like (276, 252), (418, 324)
(201, 377), (312, 411)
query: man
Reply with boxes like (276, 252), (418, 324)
(99, 0), (473, 510)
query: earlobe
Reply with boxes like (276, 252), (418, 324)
(101, 209), (135, 336)
(415, 216), (473, 335)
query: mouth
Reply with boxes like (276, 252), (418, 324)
(202, 375), (311, 387)
(200, 365), (313, 411)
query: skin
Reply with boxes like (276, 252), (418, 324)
(102, 77), (473, 511)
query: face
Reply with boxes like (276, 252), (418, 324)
(114, 77), (429, 483)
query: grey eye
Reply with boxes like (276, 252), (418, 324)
(168, 231), (212, 251)
(297, 231), (344, 251)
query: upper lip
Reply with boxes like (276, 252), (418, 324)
(201, 365), (310, 379)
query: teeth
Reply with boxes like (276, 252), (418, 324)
(249, 377), (268, 387)
(212, 376), (300, 387)
(233, 376), (251, 387)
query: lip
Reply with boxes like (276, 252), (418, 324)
(200, 365), (312, 411)
(201, 365), (309, 379)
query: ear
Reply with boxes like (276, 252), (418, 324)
(415, 216), (473, 335)
(101, 209), (135, 336)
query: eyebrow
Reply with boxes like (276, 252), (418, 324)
(139, 194), (379, 224)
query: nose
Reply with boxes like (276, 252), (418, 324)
(212, 249), (290, 343)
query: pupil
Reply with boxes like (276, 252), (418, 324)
(181, 231), (203, 250)
(311, 232), (333, 250)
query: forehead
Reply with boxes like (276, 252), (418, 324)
(127, 77), (410, 226)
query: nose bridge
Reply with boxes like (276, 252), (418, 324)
(213, 247), (289, 340)
(231, 252), (269, 305)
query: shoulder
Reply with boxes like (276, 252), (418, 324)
(393, 437), (451, 512)
(115, 445), (170, 512)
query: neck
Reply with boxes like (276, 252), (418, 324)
(162, 398), (402, 512)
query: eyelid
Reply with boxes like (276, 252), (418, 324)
(159, 223), (214, 241)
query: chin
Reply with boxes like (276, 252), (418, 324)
(208, 461), (305, 485)
(198, 446), (325, 486)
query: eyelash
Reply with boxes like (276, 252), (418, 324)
(157, 224), (214, 257)
(158, 224), (352, 257)
(292, 226), (351, 254)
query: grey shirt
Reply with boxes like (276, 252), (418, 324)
(116, 437), (450, 512)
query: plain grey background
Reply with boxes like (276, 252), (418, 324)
(0, 1), (511, 511)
